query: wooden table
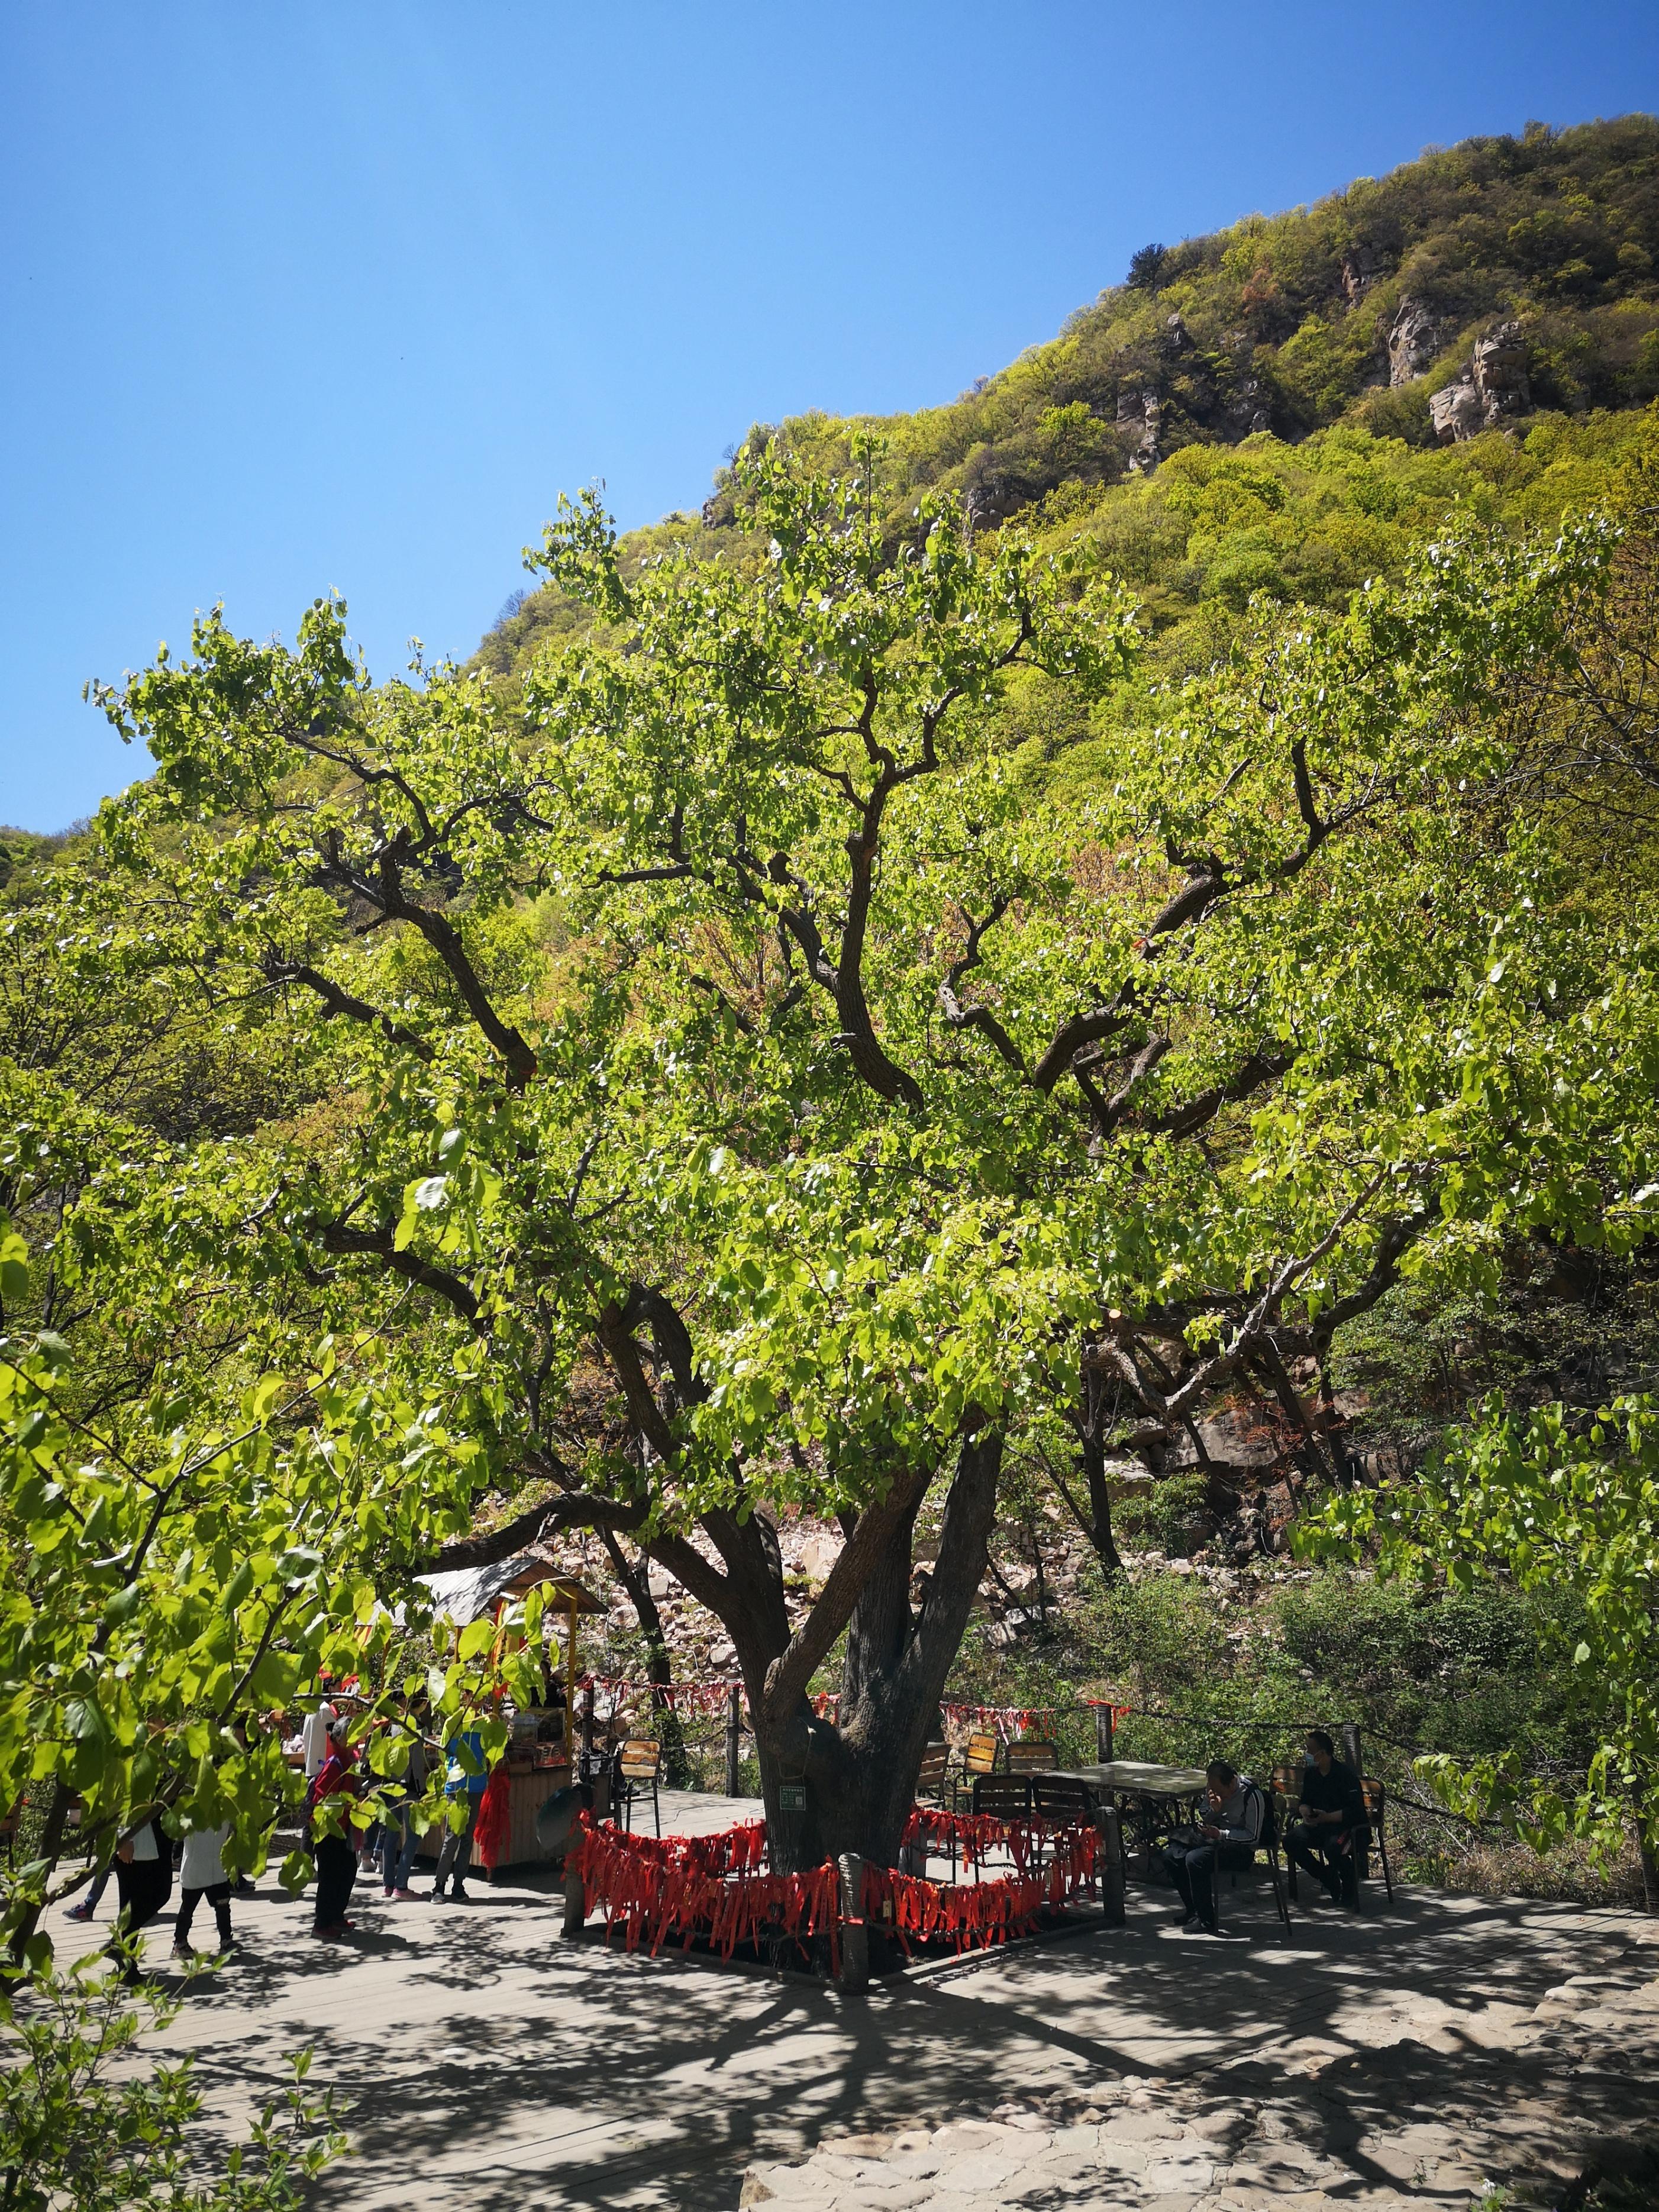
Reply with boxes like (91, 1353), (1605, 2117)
(1056, 1761), (1210, 1879)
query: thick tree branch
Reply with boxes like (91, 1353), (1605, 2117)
(319, 1221), (480, 1322)
(761, 1465), (931, 1724)
(264, 957), (435, 1060)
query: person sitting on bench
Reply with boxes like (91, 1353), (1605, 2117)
(1284, 1729), (1365, 1903)
(1162, 1761), (1264, 1933)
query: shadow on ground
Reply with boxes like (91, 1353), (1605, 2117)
(143, 1869), (1659, 2210)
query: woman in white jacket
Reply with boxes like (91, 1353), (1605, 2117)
(172, 1821), (235, 1958)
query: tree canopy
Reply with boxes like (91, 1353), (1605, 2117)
(2, 424), (1641, 1875)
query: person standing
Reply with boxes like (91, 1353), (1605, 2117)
(109, 1813), (173, 1982)
(310, 1716), (362, 1943)
(379, 1702), (431, 1901)
(172, 1819), (234, 1959)
(431, 1725), (487, 1904)
(1284, 1729), (1366, 1904)
(301, 1699), (337, 1781)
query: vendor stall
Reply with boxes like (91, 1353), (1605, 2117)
(415, 1554), (608, 1875)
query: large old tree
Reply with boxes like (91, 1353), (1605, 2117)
(86, 439), (1657, 1871)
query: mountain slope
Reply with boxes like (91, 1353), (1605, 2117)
(480, 117), (1659, 783)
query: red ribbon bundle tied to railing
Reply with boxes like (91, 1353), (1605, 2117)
(566, 1813), (835, 1965)
(582, 1675), (746, 1720)
(900, 1806), (1099, 1881)
(864, 1865), (1050, 1955)
(939, 1703), (1056, 1742)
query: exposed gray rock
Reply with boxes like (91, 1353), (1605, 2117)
(1387, 296), (1442, 384)
(1473, 318), (1531, 421)
(1163, 312), (1193, 353)
(1118, 391), (1161, 476)
(1431, 323), (1531, 442)
(1341, 244), (1383, 305)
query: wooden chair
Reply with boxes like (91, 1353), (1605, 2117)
(912, 1743), (957, 1876)
(915, 1743), (953, 1804)
(1360, 1777), (1393, 1903)
(1005, 1739), (1057, 1777)
(613, 1740), (661, 1837)
(954, 1730), (1002, 1810)
(1270, 1762), (1304, 1901)
(969, 1772), (1032, 1879)
(1031, 1772), (1096, 1894)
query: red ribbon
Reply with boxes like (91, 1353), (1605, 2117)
(939, 1702), (1057, 1743)
(474, 1762), (512, 1872)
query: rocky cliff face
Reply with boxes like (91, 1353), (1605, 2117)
(1116, 388), (1162, 475)
(1429, 320), (1532, 441)
(1387, 296), (1442, 385)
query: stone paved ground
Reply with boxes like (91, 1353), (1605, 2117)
(93, 1795), (1659, 2210)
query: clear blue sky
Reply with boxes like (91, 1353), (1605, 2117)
(3, 3), (1656, 830)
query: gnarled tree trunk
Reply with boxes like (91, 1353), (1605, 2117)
(739, 1429), (1002, 1874)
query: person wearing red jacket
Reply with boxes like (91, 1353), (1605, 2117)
(309, 1716), (364, 1942)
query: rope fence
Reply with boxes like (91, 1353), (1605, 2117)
(578, 1672), (1591, 1849)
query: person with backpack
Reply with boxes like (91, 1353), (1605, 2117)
(1161, 1760), (1264, 1934)
(308, 1714), (363, 1943)
(1284, 1728), (1366, 1904)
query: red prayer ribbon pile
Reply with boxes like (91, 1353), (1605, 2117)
(567, 1813), (832, 1965)
(566, 1803), (1103, 1968)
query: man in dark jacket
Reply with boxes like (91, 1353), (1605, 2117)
(1284, 1729), (1366, 1903)
(1162, 1761), (1265, 1933)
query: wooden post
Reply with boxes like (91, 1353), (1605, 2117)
(565, 1599), (579, 1758)
(1096, 1805), (1125, 1927)
(725, 1681), (742, 1797)
(1342, 1721), (1368, 1885)
(1094, 1703), (1115, 1763)
(837, 1853), (869, 1992)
